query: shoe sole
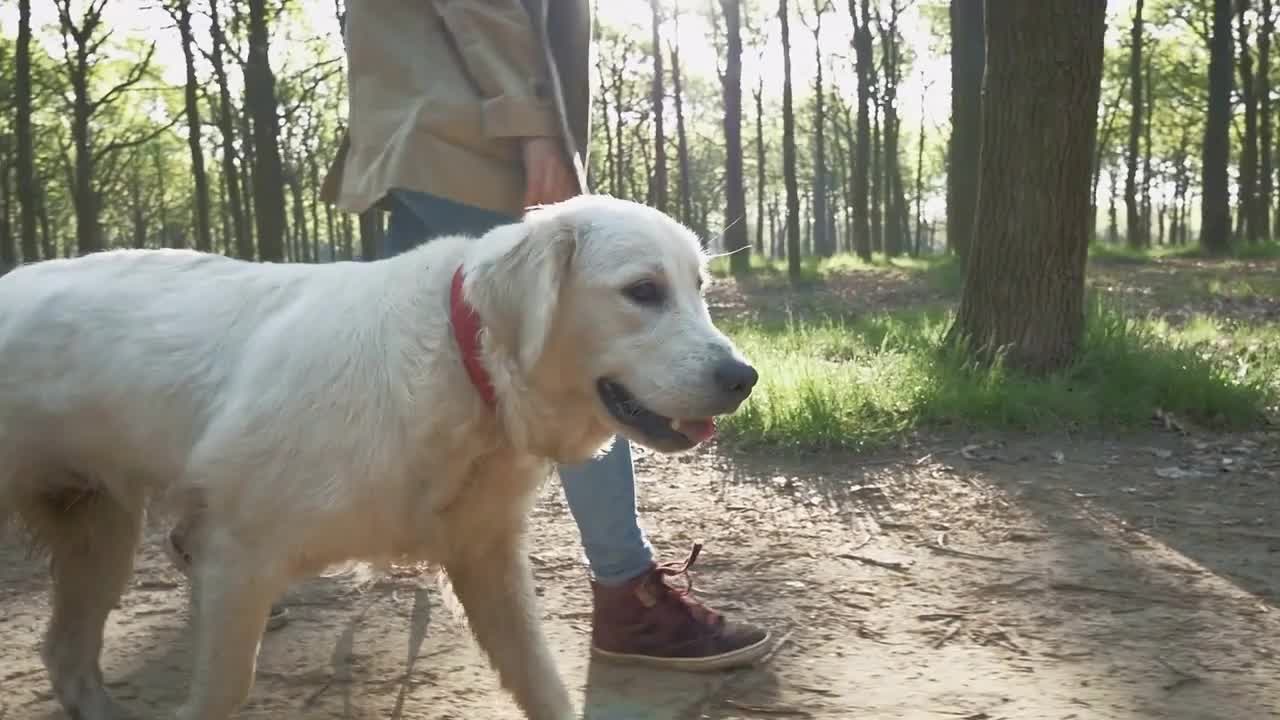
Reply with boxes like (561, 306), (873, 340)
(590, 631), (773, 672)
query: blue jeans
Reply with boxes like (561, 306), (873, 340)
(382, 189), (655, 586)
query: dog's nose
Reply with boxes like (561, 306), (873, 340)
(714, 358), (758, 399)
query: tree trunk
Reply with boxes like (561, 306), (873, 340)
(1261, 0), (1274, 240)
(670, 13), (693, 228)
(1124, 0), (1144, 250)
(914, 82), (927, 255)
(807, 1), (831, 258)
(870, 95), (883, 254)
(879, 2), (906, 258)
(780, 0), (802, 282)
(172, 0), (213, 253)
(245, 0), (287, 262)
(649, 0), (669, 213)
(946, 1), (1107, 375)
(721, 0), (751, 274)
(1091, 73), (1128, 241)
(754, 78), (767, 256)
(1201, 0), (1234, 253)
(1141, 52), (1153, 247)
(850, 0), (874, 261)
(208, 0), (251, 260)
(0, 150), (14, 270)
(947, 0), (983, 260)
(1237, 0), (1260, 243)
(15, 0), (38, 263)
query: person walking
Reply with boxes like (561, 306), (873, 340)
(318, 0), (771, 671)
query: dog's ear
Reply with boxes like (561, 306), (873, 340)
(463, 214), (576, 374)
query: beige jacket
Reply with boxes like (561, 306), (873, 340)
(320, 0), (592, 217)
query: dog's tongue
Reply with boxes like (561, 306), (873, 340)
(676, 418), (717, 443)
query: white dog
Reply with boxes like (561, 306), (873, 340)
(0, 195), (758, 720)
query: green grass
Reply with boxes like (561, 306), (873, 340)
(707, 251), (964, 292)
(719, 300), (1276, 451)
(1088, 239), (1280, 263)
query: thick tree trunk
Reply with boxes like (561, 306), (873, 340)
(721, 0), (751, 274)
(1201, 0), (1234, 253)
(649, 0), (669, 213)
(1237, 0), (1261, 243)
(173, 0), (213, 253)
(780, 0), (802, 282)
(946, 1), (1107, 375)
(16, 0), (38, 263)
(947, 0), (983, 260)
(208, 0), (251, 260)
(245, 0), (287, 262)
(850, 0), (874, 261)
(1124, 0), (1144, 250)
(1261, 0), (1274, 240)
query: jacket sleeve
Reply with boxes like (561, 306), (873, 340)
(434, 0), (561, 139)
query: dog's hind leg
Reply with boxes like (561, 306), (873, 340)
(444, 537), (573, 720)
(28, 479), (144, 720)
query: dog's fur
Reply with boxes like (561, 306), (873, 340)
(0, 195), (755, 720)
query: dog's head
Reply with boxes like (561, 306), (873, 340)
(462, 195), (757, 457)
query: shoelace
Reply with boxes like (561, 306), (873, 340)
(651, 542), (721, 626)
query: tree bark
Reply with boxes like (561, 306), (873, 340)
(805, 1), (833, 257)
(1124, 0), (1144, 250)
(780, 0), (802, 283)
(15, 0), (38, 263)
(1201, 0), (1234, 253)
(170, 0), (213, 253)
(721, 0), (751, 274)
(947, 0), (983, 260)
(1141, 52), (1153, 247)
(208, 0), (251, 259)
(946, 1), (1107, 375)
(1237, 0), (1261, 243)
(649, 0), (669, 213)
(1261, 0), (1274, 240)
(878, 1), (907, 257)
(245, 0), (287, 262)
(754, 77), (767, 256)
(870, 93), (883, 254)
(850, 0), (874, 261)
(669, 7), (693, 229)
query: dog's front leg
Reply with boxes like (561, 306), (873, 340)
(445, 540), (574, 720)
(174, 533), (284, 720)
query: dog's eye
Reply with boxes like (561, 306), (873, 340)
(623, 281), (663, 306)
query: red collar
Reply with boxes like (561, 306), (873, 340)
(449, 266), (498, 409)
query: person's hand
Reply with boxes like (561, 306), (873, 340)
(521, 136), (578, 208)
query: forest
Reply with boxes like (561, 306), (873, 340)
(1, 3), (1279, 719)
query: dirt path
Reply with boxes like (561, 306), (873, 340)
(4, 429), (1277, 720)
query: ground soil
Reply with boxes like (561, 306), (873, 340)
(3, 258), (1277, 720)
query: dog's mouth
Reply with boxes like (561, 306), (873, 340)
(596, 379), (716, 451)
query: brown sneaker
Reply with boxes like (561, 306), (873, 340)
(589, 543), (771, 672)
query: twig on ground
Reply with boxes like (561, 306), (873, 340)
(1157, 657), (1203, 692)
(838, 553), (912, 573)
(719, 699), (816, 717)
(932, 618), (965, 649)
(918, 612), (969, 622)
(920, 541), (1010, 564)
